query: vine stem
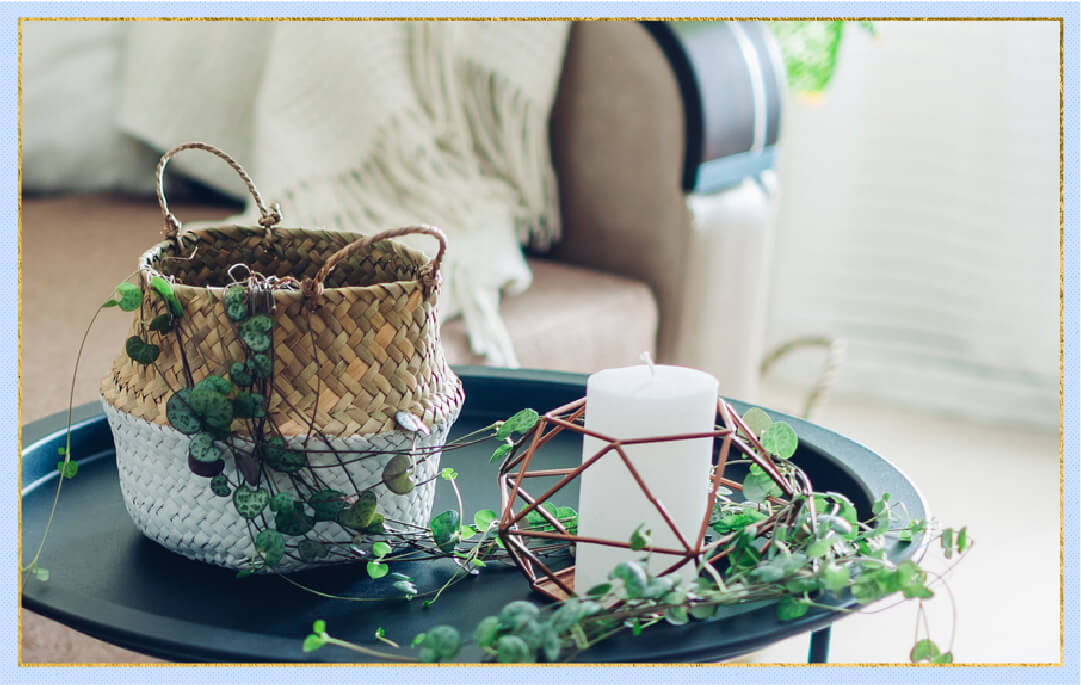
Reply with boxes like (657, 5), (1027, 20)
(424, 537), (498, 607)
(924, 568), (958, 655)
(23, 273), (140, 579)
(321, 633), (416, 662)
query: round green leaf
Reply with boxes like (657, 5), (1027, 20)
(776, 596), (809, 621)
(472, 615), (501, 648)
(741, 407), (772, 437)
(233, 392), (266, 419)
(495, 634), (532, 663)
(188, 432), (222, 463)
(270, 492), (295, 513)
(229, 361), (252, 387)
(366, 560), (389, 579)
(741, 467), (781, 503)
(338, 490), (377, 530)
(372, 541), (392, 558)
(302, 634), (326, 652)
(806, 532), (837, 558)
(903, 584), (934, 599)
(629, 523), (652, 551)
(909, 638), (941, 663)
(541, 624), (560, 662)
(689, 602), (719, 620)
(275, 507), (314, 536)
(429, 510), (461, 552)
(515, 619), (547, 651)
(203, 406), (234, 431)
(56, 460), (78, 479)
(149, 275), (183, 318)
(761, 422), (798, 459)
(114, 282), (142, 312)
(242, 331), (271, 352)
(148, 313), (174, 333)
(247, 353), (272, 379)
(255, 528), (285, 567)
(497, 408), (539, 440)
(190, 386), (234, 431)
(195, 375), (232, 395)
(489, 442), (513, 464)
(785, 576), (820, 594)
(225, 287), (248, 321)
(125, 336), (159, 365)
(226, 302), (247, 322)
(232, 485), (269, 519)
(851, 575), (883, 604)
(244, 313), (274, 333)
(363, 512), (386, 534)
(820, 562), (850, 592)
(609, 561), (648, 597)
(381, 454), (415, 495)
(240, 315), (274, 351)
(166, 389), (202, 435)
(224, 285), (246, 307)
(263, 437), (307, 473)
(307, 489), (348, 522)
(473, 509), (498, 533)
(209, 474), (231, 497)
(419, 625), (461, 663)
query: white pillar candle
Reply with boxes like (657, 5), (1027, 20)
(574, 361), (719, 593)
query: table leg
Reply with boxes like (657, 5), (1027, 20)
(807, 626), (831, 663)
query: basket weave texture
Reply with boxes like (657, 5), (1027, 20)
(103, 401), (450, 571)
(100, 225), (464, 437)
(97, 142), (466, 571)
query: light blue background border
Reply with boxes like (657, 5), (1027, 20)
(5, 2), (1077, 683)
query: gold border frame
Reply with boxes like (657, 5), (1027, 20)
(15, 15), (1067, 669)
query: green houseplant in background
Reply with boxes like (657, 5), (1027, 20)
(769, 21), (876, 95)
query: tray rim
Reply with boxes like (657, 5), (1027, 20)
(20, 365), (932, 664)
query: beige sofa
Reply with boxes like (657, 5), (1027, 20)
(20, 21), (778, 662)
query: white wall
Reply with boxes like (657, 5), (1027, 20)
(765, 20), (1061, 427)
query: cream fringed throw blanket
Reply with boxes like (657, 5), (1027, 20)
(115, 21), (570, 367)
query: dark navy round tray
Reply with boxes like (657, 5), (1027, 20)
(21, 367), (928, 663)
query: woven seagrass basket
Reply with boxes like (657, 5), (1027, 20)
(99, 142), (465, 571)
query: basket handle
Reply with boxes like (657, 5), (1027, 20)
(156, 141), (282, 245)
(301, 225), (448, 305)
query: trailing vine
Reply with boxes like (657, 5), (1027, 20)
(299, 403), (971, 664)
(22, 270), (970, 665)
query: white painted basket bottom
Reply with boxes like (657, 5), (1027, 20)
(101, 398), (458, 572)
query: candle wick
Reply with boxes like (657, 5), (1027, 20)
(640, 351), (656, 377)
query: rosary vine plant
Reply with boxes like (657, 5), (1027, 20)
(301, 406), (970, 665)
(23, 270), (970, 665)
(22, 270), (571, 588)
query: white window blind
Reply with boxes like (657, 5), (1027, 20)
(765, 21), (1060, 427)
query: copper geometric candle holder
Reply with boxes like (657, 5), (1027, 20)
(497, 396), (801, 601)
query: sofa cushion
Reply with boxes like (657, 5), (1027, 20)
(20, 193), (657, 424)
(441, 258), (657, 374)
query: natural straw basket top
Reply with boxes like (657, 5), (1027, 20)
(101, 142), (464, 437)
